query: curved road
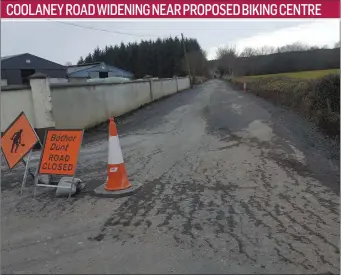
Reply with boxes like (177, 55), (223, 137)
(2, 79), (339, 274)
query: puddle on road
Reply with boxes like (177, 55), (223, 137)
(246, 120), (273, 142)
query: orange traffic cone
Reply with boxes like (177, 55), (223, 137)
(104, 118), (131, 191)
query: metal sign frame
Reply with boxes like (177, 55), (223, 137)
(20, 150), (33, 194)
(34, 129), (84, 199)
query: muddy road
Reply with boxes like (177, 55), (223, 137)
(1, 79), (339, 274)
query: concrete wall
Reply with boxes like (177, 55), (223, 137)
(178, 77), (191, 91)
(1, 75), (55, 137)
(69, 78), (87, 84)
(48, 78), (69, 84)
(105, 81), (151, 118)
(152, 79), (178, 100)
(1, 87), (35, 132)
(51, 80), (152, 129)
(1, 75), (190, 133)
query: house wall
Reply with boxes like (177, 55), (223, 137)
(1, 76), (190, 133)
(1, 69), (21, 85)
(1, 79), (8, 86)
(2, 53), (67, 85)
(2, 54), (66, 70)
(108, 72), (117, 77)
(89, 72), (99, 78)
(2, 69), (67, 85)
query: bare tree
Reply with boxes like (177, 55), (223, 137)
(309, 46), (320, 50)
(184, 50), (208, 77)
(239, 46), (276, 57)
(216, 45), (237, 76)
(231, 41), (339, 76)
(202, 49), (208, 59)
(259, 46), (276, 55)
(239, 47), (258, 57)
(64, 61), (73, 66)
(277, 42), (309, 53)
(259, 46), (267, 55)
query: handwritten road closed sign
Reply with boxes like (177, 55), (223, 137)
(1, 112), (39, 169)
(38, 130), (83, 176)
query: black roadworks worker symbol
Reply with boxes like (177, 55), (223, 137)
(10, 129), (25, 153)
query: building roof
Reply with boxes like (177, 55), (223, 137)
(1, 53), (26, 61)
(67, 63), (100, 74)
(1, 53), (66, 70)
(67, 62), (102, 68)
(67, 62), (133, 77)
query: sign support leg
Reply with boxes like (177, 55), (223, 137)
(33, 139), (45, 198)
(33, 162), (41, 198)
(68, 176), (75, 200)
(20, 150), (32, 194)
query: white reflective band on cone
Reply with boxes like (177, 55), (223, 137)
(108, 136), (124, 164)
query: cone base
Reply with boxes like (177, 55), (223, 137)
(104, 182), (132, 191)
(93, 181), (141, 198)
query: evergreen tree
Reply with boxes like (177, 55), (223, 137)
(77, 36), (207, 78)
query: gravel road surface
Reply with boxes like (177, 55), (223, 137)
(2, 79), (339, 274)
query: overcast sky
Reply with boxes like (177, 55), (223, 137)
(1, 19), (339, 65)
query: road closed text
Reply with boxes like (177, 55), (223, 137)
(40, 154), (74, 172)
(39, 131), (83, 176)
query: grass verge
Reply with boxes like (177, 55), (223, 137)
(228, 73), (340, 138)
(235, 69), (340, 82)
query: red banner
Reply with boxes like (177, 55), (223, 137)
(1, 0), (340, 19)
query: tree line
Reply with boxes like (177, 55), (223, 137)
(77, 37), (208, 79)
(214, 41), (340, 76)
(78, 39), (339, 78)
